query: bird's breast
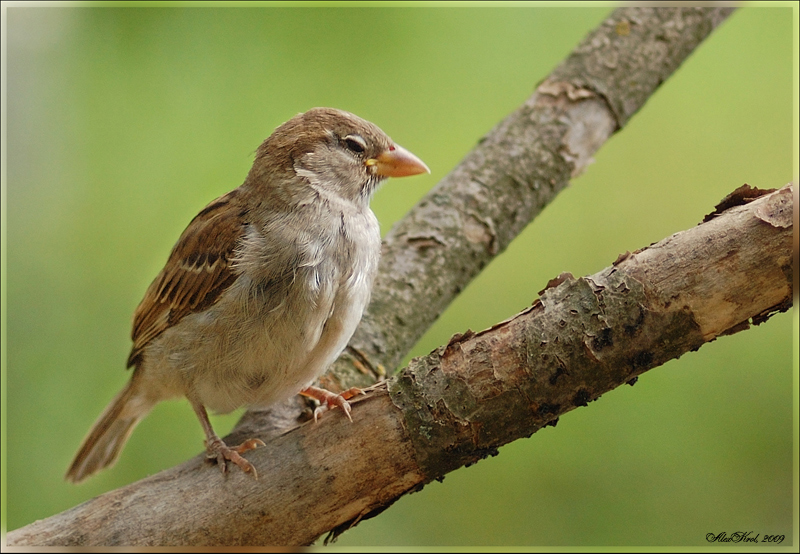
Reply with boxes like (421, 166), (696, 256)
(200, 204), (381, 410)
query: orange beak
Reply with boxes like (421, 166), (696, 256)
(369, 144), (430, 178)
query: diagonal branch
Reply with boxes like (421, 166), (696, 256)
(7, 184), (792, 546)
(327, 5), (736, 388)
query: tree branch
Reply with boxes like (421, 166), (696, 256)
(7, 183), (792, 546)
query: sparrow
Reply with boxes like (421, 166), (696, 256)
(65, 107), (429, 482)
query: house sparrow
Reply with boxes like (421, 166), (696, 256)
(65, 108), (429, 482)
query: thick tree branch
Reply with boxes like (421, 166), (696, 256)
(388, 184), (793, 481)
(7, 184), (792, 547)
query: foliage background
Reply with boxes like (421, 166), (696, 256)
(3, 4), (796, 547)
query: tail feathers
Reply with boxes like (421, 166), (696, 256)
(65, 378), (153, 483)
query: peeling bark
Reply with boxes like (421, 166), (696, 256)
(387, 185), (793, 484)
(7, 184), (792, 547)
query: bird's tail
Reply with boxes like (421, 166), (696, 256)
(65, 374), (154, 483)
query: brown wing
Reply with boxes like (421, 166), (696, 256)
(127, 190), (246, 368)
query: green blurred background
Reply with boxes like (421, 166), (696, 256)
(3, 4), (796, 547)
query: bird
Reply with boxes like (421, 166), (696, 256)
(65, 107), (429, 482)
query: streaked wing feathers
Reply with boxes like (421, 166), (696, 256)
(127, 190), (245, 367)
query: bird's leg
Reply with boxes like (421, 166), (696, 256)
(190, 401), (265, 479)
(299, 385), (365, 422)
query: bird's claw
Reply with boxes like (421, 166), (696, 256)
(206, 437), (265, 479)
(302, 386), (365, 422)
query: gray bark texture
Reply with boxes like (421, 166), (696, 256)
(7, 183), (793, 547)
(9, 6), (779, 548)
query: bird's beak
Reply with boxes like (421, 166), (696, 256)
(368, 144), (430, 177)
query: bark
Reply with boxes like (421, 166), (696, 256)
(7, 184), (792, 546)
(388, 184), (793, 481)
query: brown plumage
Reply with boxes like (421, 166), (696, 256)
(66, 108), (429, 483)
(127, 190), (242, 368)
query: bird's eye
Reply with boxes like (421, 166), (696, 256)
(344, 135), (367, 154)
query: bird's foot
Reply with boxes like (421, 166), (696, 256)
(300, 386), (365, 422)
(205, 437), (266, 479)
